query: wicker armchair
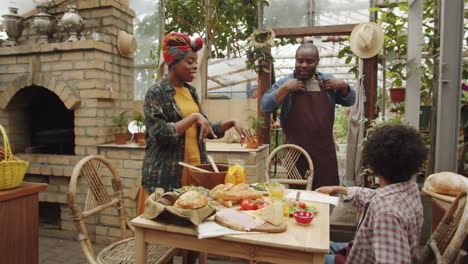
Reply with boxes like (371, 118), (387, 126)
(68, 155), (176, 264)
(419, 191), (468, 264)
(265, 144), (314, 190)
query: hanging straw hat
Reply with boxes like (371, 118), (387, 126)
(117, 30), (137, 57)
(350, 22), (384, 59)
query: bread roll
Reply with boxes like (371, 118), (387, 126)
(156, 192), (179, 206)
(209, 183), (262, 202)
(173, 190), (208, 209)
(424, 172), (468, 196)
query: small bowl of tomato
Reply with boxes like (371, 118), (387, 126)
(293, 211), (314, 225)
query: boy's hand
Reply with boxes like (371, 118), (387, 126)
(316, 186), (348, 195)
(315, 186), (336, 194)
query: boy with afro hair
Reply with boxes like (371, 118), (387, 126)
(317, 124), (427, 264)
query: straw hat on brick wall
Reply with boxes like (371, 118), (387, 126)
(117, 30), (137, 57)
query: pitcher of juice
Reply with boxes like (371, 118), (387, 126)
(224, 159), (247, 185)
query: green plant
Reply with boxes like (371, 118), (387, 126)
(247, 109), (266, 136)
(133, 111), (145, 133)
(113, 111), (129, 134)
(338, 2), (438, 107)
(333, 107), (350, 144)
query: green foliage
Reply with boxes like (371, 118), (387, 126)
(333, 107), (350, 144)
(338, 2), (439, 107)
(165, 0), (269, 58)
(113, 111), (129, 134)
(247, 109), (266, 136)
(133, 112), (145, 133)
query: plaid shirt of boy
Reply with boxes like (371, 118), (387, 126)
(346, 181), (423, 264)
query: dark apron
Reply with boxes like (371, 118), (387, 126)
(283, 90), (339, 189)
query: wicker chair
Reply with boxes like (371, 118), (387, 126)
(419, 191), (468, 264)
(68, 155), (176, 264)
(265, 144), (314, 190)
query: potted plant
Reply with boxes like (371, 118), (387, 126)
(333, 107), (350, 152)
(132, 111), (146, 145)
(246, 109), (266, 148)
(113, 111), (128, 144)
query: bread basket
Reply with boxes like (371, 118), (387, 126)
(0, 124), (29, 190)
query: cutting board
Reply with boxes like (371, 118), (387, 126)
(215, 212), (287, 233)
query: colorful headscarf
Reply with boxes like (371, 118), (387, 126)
(161, 32), (203, 67)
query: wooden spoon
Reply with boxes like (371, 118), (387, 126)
(178, 162), (211, 173)
(207, 154), (219, 172)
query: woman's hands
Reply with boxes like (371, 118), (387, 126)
(232, 120), (249, 145)
(193, 113), (216, 140)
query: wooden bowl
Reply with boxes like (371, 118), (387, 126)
(188, 164), (228, 189)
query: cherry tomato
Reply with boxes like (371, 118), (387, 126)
(299, 202), (307, 209)
(255, 198), (270, 209)
(240, 199), (252, 210)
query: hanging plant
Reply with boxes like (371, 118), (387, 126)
(245, 28), (276, 73)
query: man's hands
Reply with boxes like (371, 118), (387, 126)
(323, 78), (349, 96)
(283, 78), (306, 92)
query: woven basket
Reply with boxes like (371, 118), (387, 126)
(0, 124), (28, 190)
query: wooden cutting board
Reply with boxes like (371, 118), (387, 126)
(215, 212), (287, 233)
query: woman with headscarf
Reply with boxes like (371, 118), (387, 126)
(137, 32), (248, 214)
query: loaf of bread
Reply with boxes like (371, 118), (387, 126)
(156, 192), (179, 206)
(424, 172), (468, 196)
(210, 183), (262, 206)
(173, 190), (208, 209)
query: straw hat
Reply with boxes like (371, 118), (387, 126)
(117, 30), (137, 57)
(350, 22), (384, 59)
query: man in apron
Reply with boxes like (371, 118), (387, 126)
(261, 42), (356, 190)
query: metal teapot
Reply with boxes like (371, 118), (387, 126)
(60, 5), (84, 42)
(33, 0), (55, 13)
(2, 7), (24, 47)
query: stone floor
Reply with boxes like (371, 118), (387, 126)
(39, 235), (246, 264)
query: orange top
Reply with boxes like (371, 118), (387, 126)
(174, 87), (201, 186)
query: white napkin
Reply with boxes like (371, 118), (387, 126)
(286, 191), (340, 206)
(197, 221), (259, 239)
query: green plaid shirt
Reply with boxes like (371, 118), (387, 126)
(142, 76), (223, 193)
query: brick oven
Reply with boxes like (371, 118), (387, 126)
(0, 0), (139, 243)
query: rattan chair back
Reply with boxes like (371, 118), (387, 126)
(68, 155), (175, 264)
(419, 191), (468, 264)
(265, 144), (314, 190)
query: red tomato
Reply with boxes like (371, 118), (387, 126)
(254, 198), (270, 209)
(241, 199), (259, 210)
(299, 202), (307, 209)
(240, 199), (251, 210)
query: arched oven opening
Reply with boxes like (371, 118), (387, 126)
(9, 85), (75, 155)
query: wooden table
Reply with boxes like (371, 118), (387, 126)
(132, 191), (330, 264)
(0, 182), (48, 264)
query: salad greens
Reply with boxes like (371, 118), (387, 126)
(173, 185), (209, 194)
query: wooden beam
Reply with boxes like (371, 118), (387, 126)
(363, 57), (378, 124)
(208, 68), (250, 80)
(273, 24), (358, 38)
(208, 78), (257, 91)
